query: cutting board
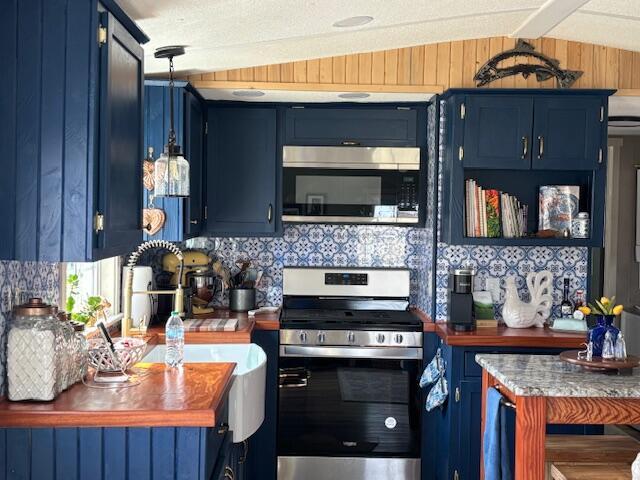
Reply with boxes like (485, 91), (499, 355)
(183, 318), (239, 332)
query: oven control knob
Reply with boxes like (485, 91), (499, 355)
(347, 331), (356, 344)
(299, 331), (308, 343)
(394, 334), (404, 344)
(317, 332), (326, 344)
(376, 333), (386, 344)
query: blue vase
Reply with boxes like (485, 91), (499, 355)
(587, 314), (619, 357)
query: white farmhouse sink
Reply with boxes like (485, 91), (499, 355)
(143, 344), (266, 442)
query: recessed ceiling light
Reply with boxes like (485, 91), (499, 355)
(232, 90), (265, 97)
(332, 16), (373, 28)
(338, 92), (371, 99)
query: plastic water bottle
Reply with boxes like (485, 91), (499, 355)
(165, 311), (184, 368)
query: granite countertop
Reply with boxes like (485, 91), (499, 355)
(476, 354), (640, 398)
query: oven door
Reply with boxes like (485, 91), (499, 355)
(282, 146), (420, 224)
(277, 345), (422, 459)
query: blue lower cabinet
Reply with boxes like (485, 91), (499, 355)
(422, 337), (602, 480)
(247, 330), (279, 480)
(0, 423), (229, 480)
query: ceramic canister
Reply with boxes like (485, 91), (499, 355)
(571, 212), (590, 239)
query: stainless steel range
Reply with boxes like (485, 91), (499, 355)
(277, 267), (422, 480)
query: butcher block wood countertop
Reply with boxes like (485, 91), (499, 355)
(0, 308), (281, 428)
(0, 362), (236, 428)
(413, 309), (585, 348)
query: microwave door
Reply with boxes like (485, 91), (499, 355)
(283, 168), (419, 224)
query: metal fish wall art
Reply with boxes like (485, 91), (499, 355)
(474, 39), (583, 88)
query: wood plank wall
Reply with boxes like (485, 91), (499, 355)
(187, 36), (640, 93)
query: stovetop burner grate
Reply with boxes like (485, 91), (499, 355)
(280, 308), (422, 331)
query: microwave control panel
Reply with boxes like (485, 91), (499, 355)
(399, 175), (418, 210)
(324, 272), (369, 286)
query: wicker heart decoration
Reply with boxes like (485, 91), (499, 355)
(143, 160), (155, 190)
(143, 208), (166, 236)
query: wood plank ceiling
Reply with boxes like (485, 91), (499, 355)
(187, 37), (640, 94)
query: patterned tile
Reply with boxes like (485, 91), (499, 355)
(184, 223), (430, 309)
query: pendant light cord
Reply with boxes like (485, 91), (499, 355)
(168, 56), (176, 148)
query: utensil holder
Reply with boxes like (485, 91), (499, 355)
(229, 288), (256, 312)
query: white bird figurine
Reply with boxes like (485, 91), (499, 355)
(502, 271), (553, 328)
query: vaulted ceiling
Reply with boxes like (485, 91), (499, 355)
(117, 0), (640, 75)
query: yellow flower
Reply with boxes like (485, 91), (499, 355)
(613, 305), (624, 316)
(600, 296), (610, 306)
(578, 306), (591, 316)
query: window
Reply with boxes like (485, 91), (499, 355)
(61, 256), (122, 324)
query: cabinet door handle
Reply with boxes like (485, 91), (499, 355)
(537, 135), (544, 159)
(218, 423), (229, 435)
(341, 140), (360, 146)
(189, 220), (198, 225)
(239, 440), (248, 464)
(521, 136), (528, 159)
(267, 204), (273, 223)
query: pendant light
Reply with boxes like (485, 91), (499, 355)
(154, 46), (190, 197)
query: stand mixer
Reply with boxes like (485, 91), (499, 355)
(162, 250), (221, 315)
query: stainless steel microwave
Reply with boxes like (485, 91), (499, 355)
(282, 146), (421, 224)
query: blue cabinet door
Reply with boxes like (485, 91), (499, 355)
(463, 96), (533, 169)
(285, 107), (418, 146)
(532, 96), (604, 170)
(96, 10), (144, 258)
(457, 379), (483, 480)
(205, 107), (279, 236)
(247, 330), (279, 480)
(184, 90), (205, 237)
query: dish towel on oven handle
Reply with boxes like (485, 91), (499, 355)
(420, 348), (449, 411)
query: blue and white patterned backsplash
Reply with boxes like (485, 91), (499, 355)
(184, 224), (430, 311)
(434, 244), (588, 321)
(0, 261), (60, 394)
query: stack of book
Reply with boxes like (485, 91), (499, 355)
(465, 179), (528, 238)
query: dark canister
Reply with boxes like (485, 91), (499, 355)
(229, 288), (256, 312)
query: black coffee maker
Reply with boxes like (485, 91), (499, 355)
(448, 268), (476, 331)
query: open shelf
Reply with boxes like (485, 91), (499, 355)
(441, 166), (604, 248)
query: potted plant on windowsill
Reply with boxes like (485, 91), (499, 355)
(578, 297), (624, 357)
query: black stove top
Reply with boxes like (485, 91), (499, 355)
(280, 308), (422, 331)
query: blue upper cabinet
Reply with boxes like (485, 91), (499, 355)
(284, 106), (418, 146)
(0, 0), (147, 262)
(185, 91), (206, 237)
(462, 96), (533, 169)
(532, 96), (605, 170)
(203, 106), (281, 237)
(456, 90), (611, 171)
(142, 81), (206, 242)
(440, 89), (614, 247)
(97, 10), (145, 259)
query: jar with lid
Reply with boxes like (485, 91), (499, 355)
(7, 298), (86, 401)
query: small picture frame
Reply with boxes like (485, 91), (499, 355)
(306, 194), (326, 215)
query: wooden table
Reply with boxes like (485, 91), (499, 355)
(477, 354), (640, 480)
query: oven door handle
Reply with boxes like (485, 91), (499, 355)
(279, 345), (422, 359)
